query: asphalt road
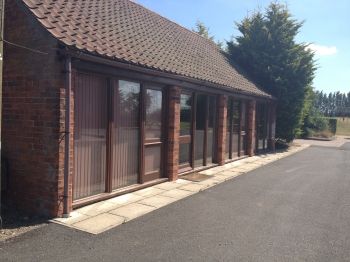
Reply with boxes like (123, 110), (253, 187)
(1, 144), (350, 262)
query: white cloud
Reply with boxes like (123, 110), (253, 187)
(306, 44), (337, 56)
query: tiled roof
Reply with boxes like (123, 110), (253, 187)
(21, 0), (272, 98)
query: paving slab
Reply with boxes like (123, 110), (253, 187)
(220, 171), (242, 179)
(175, 179), (193, 185)
(161, 188), (195, 199)
(72, 213), (126, 234)
(133, 187), (165, 197)
(153, 181), (182, 190)
(105, 193), (144, 206)
(197, 178), (221, 187)
(109, 203), (156, 221)
(138, 195), (177, 208)
(54, 211), (90, 225)
(209, 174), (229, 182)
(77, 201), (121, 216)
(178, 183), (207, 192)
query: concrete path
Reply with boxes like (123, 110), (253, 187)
(1, 144), (350, 262)
(54, 145), (308, 234)
(294, 135), (350, 148)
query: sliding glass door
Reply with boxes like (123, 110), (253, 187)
(143, 87), (164, 182)
(74, 72), (108, 200)
(179, 93), (193, 171)
(74, 73), (165, 200)
(111, 80), (140, 190)
(226, 97), (248, 161)
(256, 103), (268, 152)
(179, 92), (217, 172)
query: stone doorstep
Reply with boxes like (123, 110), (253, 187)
(52, 144), (307, 235)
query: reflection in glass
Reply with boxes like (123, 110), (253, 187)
(112, 80), (140, 190)
(207, 96), (216, 164)
(231, 100), (240, 157)
(240, 102), (247, 155)
(179, 143), (191, 165)
(257, 103), (268, 151)
(194, 95), (206, 167)
(74, 74), (107, 199)
(145, 89), (162, 139)
(145, 145), (161, 173)
(225, 98), (232, 159)
(180, 94), (192, 136)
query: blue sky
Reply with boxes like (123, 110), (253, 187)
(135, 0), (349, 94)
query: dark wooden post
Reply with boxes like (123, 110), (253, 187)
(247, 100), (256, 157)
(166, 86), (181, 181)
(216, 95), (227, 165)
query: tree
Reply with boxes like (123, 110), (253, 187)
(192, 20), (224, 49)
(313, 90), (350, 117)
(192, 20), (214, 41)
(227, 3), (316, 142)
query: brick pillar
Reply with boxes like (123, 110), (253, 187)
(166, 86), (181, 181)
(247, 100), (256, 157)
(268, 103), (276, 151)
(216, 95), (228, 165)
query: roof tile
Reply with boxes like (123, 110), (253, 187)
(20, 0), (271, 98)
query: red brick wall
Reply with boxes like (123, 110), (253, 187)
(216, 95), (227, 165)
(166, 86), (181, 181)
(2, 0), (66, 217)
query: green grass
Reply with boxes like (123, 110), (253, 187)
(336, 117), (350, 136)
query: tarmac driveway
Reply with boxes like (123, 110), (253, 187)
(1, 144), (350, 262)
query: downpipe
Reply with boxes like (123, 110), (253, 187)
(63, 55), (71, 218)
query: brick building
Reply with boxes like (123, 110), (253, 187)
(2, 0), (276, 218)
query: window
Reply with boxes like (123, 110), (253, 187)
(226, 97), (248, 160)
(179, 93), (192, 168)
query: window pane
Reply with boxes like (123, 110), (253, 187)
(231, 100), (240, 157)
(240, 102), (247, 155)
(145, 145), (161, 174)
(74, 73), (107, 200)
(194, 94), (206, 167)
(179, 143), (191, 165)
(225, 98), (232, 159)
(180, 94), (192, 136)
(111, 80), (140, 190)
(145, 89), (162, 139)
(257, 103), (267, 151)
(207, 96), (216, 164)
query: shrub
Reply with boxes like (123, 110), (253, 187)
(327, 118), (337, 135)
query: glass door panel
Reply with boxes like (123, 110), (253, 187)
(231, 100), (240, 158)
(179, 93), (192, 170)
(240, 101), (247, 156)
(206, 96), (216, 165)
(256, 103), (266, 152)
(226, 98), (233, 159)
(194, 94), (206, 167)
(74, 73), (107, 200)
(143, 88), (163, 182)
(111, 80), (140, 190)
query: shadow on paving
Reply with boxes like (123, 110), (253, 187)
(0, 146), (349, 262)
